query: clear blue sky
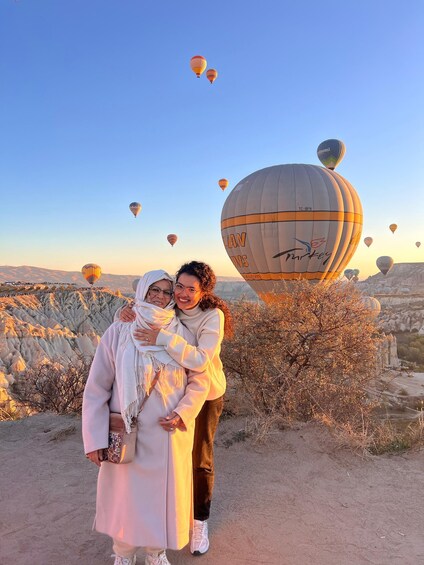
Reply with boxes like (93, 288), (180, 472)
(1, 0), (423, 280)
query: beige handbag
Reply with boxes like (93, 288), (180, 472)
(103, 371), (160, 464)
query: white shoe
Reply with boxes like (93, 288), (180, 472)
(190, 519), (209, 555)
(145, 550), (171, 565)
(113, 554), (136, 565)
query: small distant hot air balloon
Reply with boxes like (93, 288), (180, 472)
(190, 55), (207, 78)
(344, 269), (354, 281)
(82, 263), (102, 285)
(376, 256), (394, 276)
(415, 242), (421, 248)
(206, 68), (218, 84)
(317, 139), (346, 170)
(362, 296), (381, 318)
(132, 278), (140, 292)
(218, 178), (229, 191)
(389, 224), (397, 234)
(167, 234), (178, 247)
(129, 202), (142, 218)
(364, 237), (373, 247)
(353, 269), (360, 276)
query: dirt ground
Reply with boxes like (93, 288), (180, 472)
(1, 413), (424, 565)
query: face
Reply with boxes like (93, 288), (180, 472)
(145, 279), (173, 308)
(174, 273), (203, 310)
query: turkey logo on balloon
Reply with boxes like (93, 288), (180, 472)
(221, 149), (363, 302)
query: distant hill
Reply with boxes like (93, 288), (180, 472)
(0, 265), (248, 296)
(358, 262), (424, 295)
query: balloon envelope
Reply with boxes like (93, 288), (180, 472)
(416, 241), (421, 248)
(389, 223), (397, 234)
(167, 234), (178, 247)
(218, 178), (229, 191)
(344, 269), (354, 280)
(362, 296), (381, 318)
(190, 55), (207, 77)
(364, 237), (373, 247)
(129, 202), (142, 218)
(376, 256), (393, 275)
(206, 68), (218, 84)
(81, 263), (102, 285)
(317, 139), (346, 170)
(221, 164), (363, 302)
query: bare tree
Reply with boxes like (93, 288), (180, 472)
(222, 280), (383, 432)
(10, 354), (92, 414)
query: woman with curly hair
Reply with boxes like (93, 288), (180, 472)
(119, 261), (232, 556)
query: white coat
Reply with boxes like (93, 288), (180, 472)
(82, 322), (209, 550)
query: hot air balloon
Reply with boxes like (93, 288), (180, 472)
(353, 269), (360, 276)
(415, 242), (421, 248)
(317, 139), (346, 170)
(344, 269), (354, 281)
(389, 224), (397, 234)
(362, 296), (381, 318)
(221, 164), (363, 302)
(81, 263), (102, 285)
(206, 68), (218, 84)
(218, 178), (229, 191)
(129, 202), (142, 218)
(376, 256), (393, 276)
(364, 237), (373, 247)
(190, 55), (207, 78)
(167, 234), (178, 247)
(132, 278), (140, 292)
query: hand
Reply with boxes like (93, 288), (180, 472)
(119, 305), (136, 323)
(85, 449), (104, 467)
(159, 411), (186, 432)
(134, 326), (160, 346)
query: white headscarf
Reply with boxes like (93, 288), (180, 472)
(117, 269), (185, 431)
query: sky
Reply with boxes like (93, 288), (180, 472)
(0, 0), (423, 281)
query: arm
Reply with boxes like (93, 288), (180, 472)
(82, 326), (117, 455)
(159, 368), (210, 431)
(156, 309), (224, 372)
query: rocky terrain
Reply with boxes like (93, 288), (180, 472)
(0, 288), (128, 398)
(0, 265), (250, 297)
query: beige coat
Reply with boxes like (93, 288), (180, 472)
(82, 322), (209, 550)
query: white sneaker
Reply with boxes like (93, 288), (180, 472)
(113, 554), (136, 565)
(190, 519), (209, 555)
(145, 550), (171, 565)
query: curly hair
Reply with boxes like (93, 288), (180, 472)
(175, 261), (233, 337)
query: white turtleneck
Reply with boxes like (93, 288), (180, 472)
(156, 305), (225, 400)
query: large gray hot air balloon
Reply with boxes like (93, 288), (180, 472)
(376, 256), (394, 276)
(221, 163), (363, 302)
(317, 139), (346, 170)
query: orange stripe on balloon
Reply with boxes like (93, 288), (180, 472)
(221, 211), (363, 229)
(242, 271), (341, 281)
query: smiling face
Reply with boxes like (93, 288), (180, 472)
(174, 273), (204, 310)
(145, 278), (173, 308)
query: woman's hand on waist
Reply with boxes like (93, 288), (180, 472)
(159, 411), (187, 432)
(85, 449), (104, 467)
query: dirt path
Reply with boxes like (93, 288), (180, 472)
(1, 413), (424, 565)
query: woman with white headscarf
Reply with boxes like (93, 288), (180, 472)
(82, 270), (209, 565)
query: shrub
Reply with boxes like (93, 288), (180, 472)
(10, 354), (92, 415)
(222, 280), (383, 434)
